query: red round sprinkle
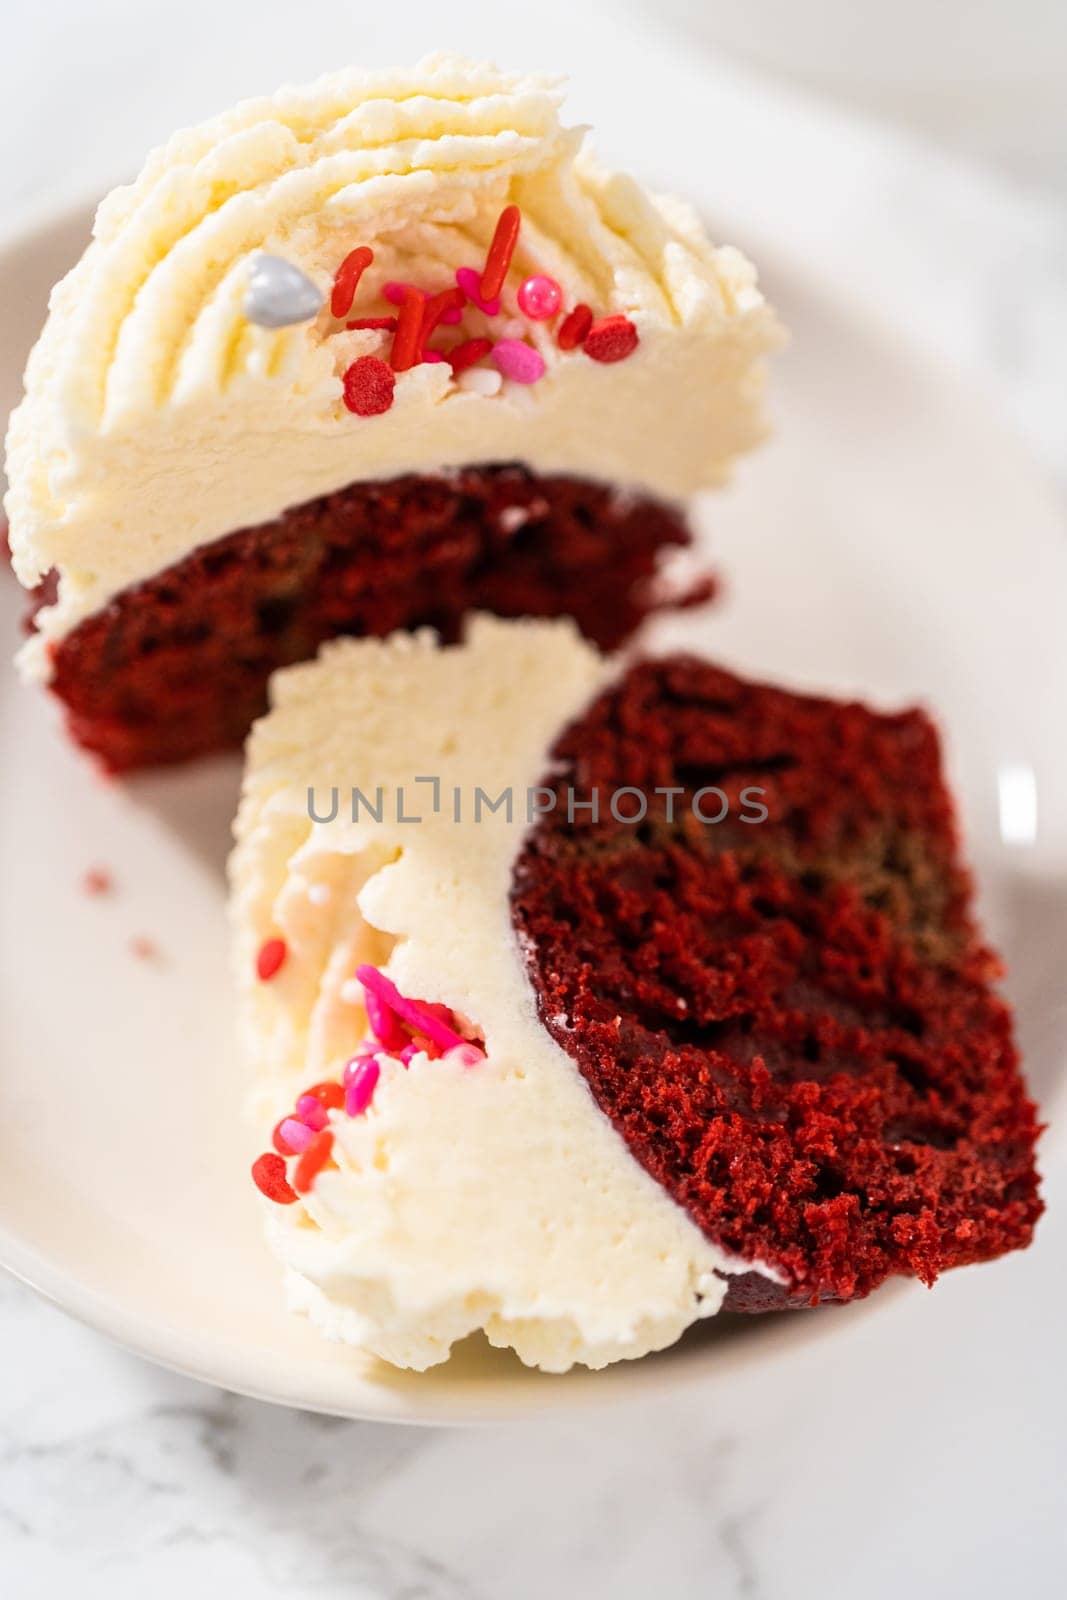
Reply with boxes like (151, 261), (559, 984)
(293, 1129), (334, 1194)
(346, 315), (398, 331)
(583, 315), (639, 364)
(343, 355), (395, 416)
(271, 1117), (297, 1155)
(557, 303), (593, 351)
(389, 286), (426, 373)
(305, 1080), (345, 1111)
(479, 204), (521, 301)
(252, 1151), (297, 1204)
(256, 937), (287, 981)
(446, 336), (493, 375)
(331, 245), (374, 319)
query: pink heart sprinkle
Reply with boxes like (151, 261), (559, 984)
(345, 1058), (381, 1117)
(456, 266), (500, 317)
(491, 339), (546, 385)
(279, 1116), (315, 1153)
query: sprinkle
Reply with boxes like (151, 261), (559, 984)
(480, 204), (521, 301)
(344, 1047), (378, 1084)
(557, 303), (593, 350)
(356, 964), (468, 1054)
(517, 275), (562, 320)
(305, 1080), (346, 1111)
(583, 315), (639, 364)
(491, 339), (546, 385)
(421, 350), (445, 363)
(385, 282), (462, 323)
(330, 245), (374, 319)
(295, 1093), (329, 1131)
(130, 935), (158, 962)
(252, 1152), (297, 1204)
(256, 937), (287, 981)
(342, 355), (395, 416)
(448, 1042), (488, 1067)
(363, 984), (410, 1051)
(346, 315), (398, 332)
(278, 1116), (315, 1154)
(83, 866), (112, 896)
(272, 1117), (299, 1155)
(399, 1044), (420, 1065)
(390, 287), (426, 372)
(292, 1129), (334, 1194)
(457, 366), (502, 397)
(421, 286), (466, 356)
(244, 255), (324, 328)
(340, 978), (364, 1005)
(345, 1058), (381, 1116)
(446, 336), (493, 376)
(307, 883), (331, 906)
(455, 266), (500, 317)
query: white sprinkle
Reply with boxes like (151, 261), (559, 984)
(457, 366), (503, 397)
(307, 883), (332, 906)
(340, 978), (364, 1005)
(498, 506), (531, 534)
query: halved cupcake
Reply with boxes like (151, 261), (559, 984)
(231, 617), (1041, 1372)
(4, 54), (781, 770)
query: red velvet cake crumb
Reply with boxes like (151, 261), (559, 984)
(510, 656), (1042, 1310)
(30, 466), (701, 772)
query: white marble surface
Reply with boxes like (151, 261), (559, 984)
(2, 3), (1065, 1594)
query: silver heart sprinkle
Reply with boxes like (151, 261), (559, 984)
(244, 254), (324, 328)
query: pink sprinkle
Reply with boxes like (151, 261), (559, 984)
(345, 1058), (381, 1116)
(279, 1116), (315, 1153)
(363, 986), (409, 1051)
(383, 281), (462, 323)
(421, 349), (445, 363)
(83, 866), (112, 896)
(356, 964), (468, 1054)
(343, 1047), (378, 1085)
(491, 339), (545, 384)
(448, 1042), (487, 1068)
(295, 1094), (329, 1131)
(399, 1044), (420, 1065)
(456, 266), (500, 317)
(517, 275), (562, 321)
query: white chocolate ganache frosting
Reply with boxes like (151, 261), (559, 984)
(5, 54), (782, 680)
(231, 616), (780, 1373)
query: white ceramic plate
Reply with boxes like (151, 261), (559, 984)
(1, 200), (1064, 1424)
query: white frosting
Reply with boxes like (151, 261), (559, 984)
(230, 617), (778, 1372)
(5, 54), (782, 679)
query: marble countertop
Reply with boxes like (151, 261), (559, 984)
(2, 3), (1065, 1595)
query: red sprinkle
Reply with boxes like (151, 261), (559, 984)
(256, 937), (287, 981)
(342, 355), (395, 416)
(346, 315), (398, 331)
(446, 336), (493, 375)
(583, 315), (639, 364)
(252, 1152), (297, 1204)
(271, 1117), (298, 1156)
(390, 286), (426, 373)
(479, 204), (521, 301)
(292, 1129), (334, 1194)
(305, 1080), (345, 1111)
(420, 287), (466, 357)
(557, 303), (593, 351)
(330, 245), (374, 319)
